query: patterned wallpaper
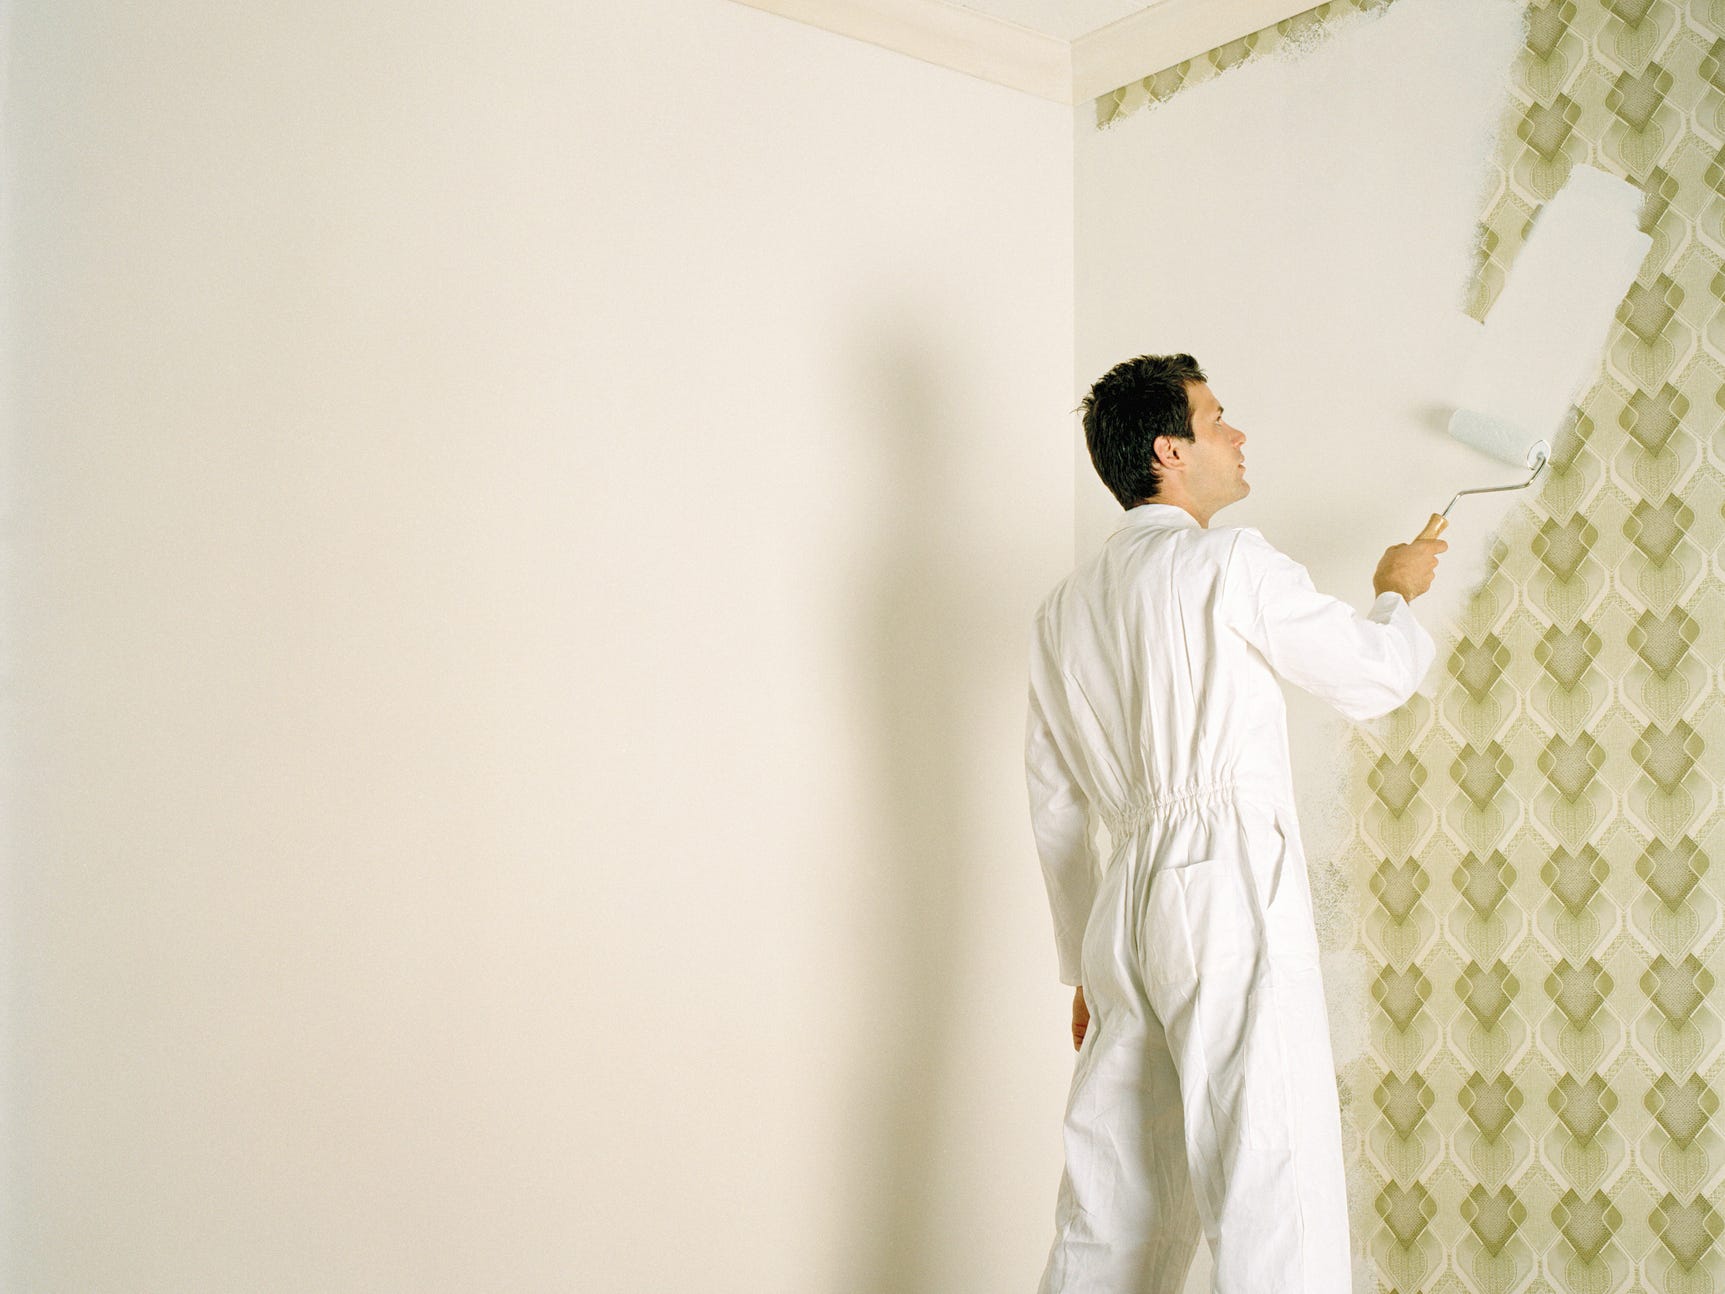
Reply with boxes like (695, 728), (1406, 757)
(1100, 2), (1725, 1289)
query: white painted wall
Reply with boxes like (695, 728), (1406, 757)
(3, 3), (1074, 1291)
(1075, 0), (1528, 834)
(1074, 2), (1525, 1287)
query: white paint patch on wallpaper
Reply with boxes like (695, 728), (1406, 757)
(1072, 0), (1528, 1239)
(1076, 0), (1531, 594)
(1076, 1), (1528, 772)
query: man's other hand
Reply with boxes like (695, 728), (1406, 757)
(1072, 985), (1089, 1051)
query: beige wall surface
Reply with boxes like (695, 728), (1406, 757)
(3, 2), (1075, 1290)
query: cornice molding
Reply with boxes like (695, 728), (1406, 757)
(730, 0), (1071, 102)
(730, 0), (1326, 105)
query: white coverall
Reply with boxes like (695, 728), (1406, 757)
(1025, 503), (1435, 1293)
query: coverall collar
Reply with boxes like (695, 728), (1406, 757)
(1117, 502), (1202, 532)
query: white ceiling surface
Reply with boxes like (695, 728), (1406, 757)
(945, 0), (1157, 40)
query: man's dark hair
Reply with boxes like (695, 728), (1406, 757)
(1079, 353), (1207, 508)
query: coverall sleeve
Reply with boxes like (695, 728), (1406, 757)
(1224, 525), (1436, 722)
(1024, 627), (1097, 988)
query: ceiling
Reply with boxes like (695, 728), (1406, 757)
(944, 1), (1160, 41)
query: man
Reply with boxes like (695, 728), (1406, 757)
(1025, 353), (1446, 1293)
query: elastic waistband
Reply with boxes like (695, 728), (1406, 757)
(1099, 779), (1244, 834)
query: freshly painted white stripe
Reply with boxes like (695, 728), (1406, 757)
(730, 0), (1073, 102)
(731, 0), (1333, 105)
(1450, 165), (1652, 469)
(1071, 0), (1329, 103)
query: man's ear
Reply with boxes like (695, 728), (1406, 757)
(1153, 434), (1182, 472)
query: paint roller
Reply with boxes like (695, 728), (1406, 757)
(1415, 165), (1652, 544)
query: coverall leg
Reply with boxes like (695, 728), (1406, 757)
(1038, 805), (1352, 1294)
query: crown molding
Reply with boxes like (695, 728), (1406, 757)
(731, 0), (1328, 105)
(730, 0), (1072, 103)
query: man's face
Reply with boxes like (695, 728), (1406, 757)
(1161, 381), (1248, 514)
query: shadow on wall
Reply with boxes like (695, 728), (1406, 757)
(840, 309), (983, 1294)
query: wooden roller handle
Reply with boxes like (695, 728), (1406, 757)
(1416, 513), (1448, 542)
